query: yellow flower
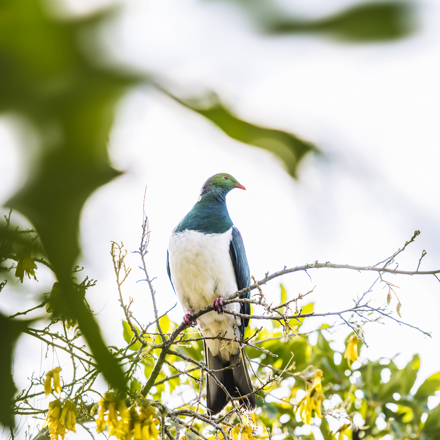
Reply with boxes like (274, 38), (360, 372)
(96, 393), (128, 437)
(94, 395), (161, 440)
(312, 369), (323, 391)
(231, 423), (256, 440)
(95, 393), (161, 440)
(59, 400), (78, 432)
(139, 404), (160, 440)
(96, 402), (106, 433)
(53, 367), (62, 394)
(134, 421), (142, 440)
(44, 367), (62, 396)
(344, 334), (359, 366)
(15, 257), (37, 283)
(296, 370), (326, 425)
(233, 425), (241, 440)
(298, 398), (311, 424)
(43, 399), (78, 440)
(310, 392), (325, 418)
(44, 374), (53, 396)
(241, 425), (255, 440)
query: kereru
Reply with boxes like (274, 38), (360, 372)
(167, 173), (256, 415)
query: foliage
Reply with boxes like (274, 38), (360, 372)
(167, 93), (316, 179)
(261, 1), (415, 41)
(4, 217), (439, 440)
(203, 0), (414, 40)
(0, 0), (136, 403)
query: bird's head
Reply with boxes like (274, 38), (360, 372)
(200, 173), (246, 198)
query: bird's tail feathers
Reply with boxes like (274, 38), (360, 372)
(205, 344), (256, 415)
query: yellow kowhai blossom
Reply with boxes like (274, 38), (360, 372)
(44, 367), (62, 396)
(233, 425), (241, 440)
(295, 369), (325, 425)
(232, 423), (256, 440)
(311, 369), (323, 391)
(95, 394), (160, 440)
(298, 390), (325, 425)
(96, 392), (128, 438)
(59, 400), (78, 432)
(241, 425), (255, 440)
(15, 257), (37, 283)
(344, 334), (359, 367)
(43, 399), (78, 440)
(138, 404), (160, 440)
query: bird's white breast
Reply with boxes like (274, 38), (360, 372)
(168, 228), (241, 359)
(168, 228), (237, 311)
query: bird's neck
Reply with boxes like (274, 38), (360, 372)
(198, 189), (227, 205)
(177, 193), (233, 234)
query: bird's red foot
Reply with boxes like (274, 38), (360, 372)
(213, 297), (224, 314)
(183, 311), (197, 327)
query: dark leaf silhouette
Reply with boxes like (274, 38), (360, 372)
(170, 93), (317, 178)
(0, 314), (31, 428)
(267, 2), (414, 41)
(1, 0), (136, 399)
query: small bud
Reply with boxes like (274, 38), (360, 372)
(397, 302), (402, 317)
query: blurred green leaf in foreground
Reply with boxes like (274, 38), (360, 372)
(0, 0), (137, 418)
(170, 92), (316, 178)
(207, 0), (416, 42)
(266, 1), (415, 42)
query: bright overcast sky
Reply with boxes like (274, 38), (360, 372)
(1, 0), (440, 436)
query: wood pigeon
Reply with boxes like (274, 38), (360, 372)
(167, 173), (256, 415)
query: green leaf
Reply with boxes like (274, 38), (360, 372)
(378, 363), (403, 401)
(423, 403), (440, 435)
(272, 285), (289, 329)
(130, 378), (143, 393)
(171, 93), (316, 179)
(400, 354), (420, 396)
(1, 0), (137, 393)
(275, 336), (311, 371)
(280, 284), (287, 304)
(300, 302), (314, 315)
(290, 302), (314, 329)
(175, 338), (205, 362)
(0, 313), (32, 428)
(397, 404), (414, 424)
(361, 361), (385, 401)
(314, 333), (343, 382)
(153, 380), (165, 399)
(414, 372), (440, 403)
(143, 357), (154, 380)
(169, 376), (181, 393)
(266, 2), (414, 42)
(319, 418), (333, 440)
(122, 320), (142, 351)
(159, 315), (171, 334)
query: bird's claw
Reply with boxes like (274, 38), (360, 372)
(183, 311), (197, 327)
(213, 297), (224, 314)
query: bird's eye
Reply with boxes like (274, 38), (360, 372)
(223, 176), (229, 180)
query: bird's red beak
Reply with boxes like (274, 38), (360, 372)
(235, 182), (246, 190)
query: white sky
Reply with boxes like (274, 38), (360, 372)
(1, 0), (440, 438)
